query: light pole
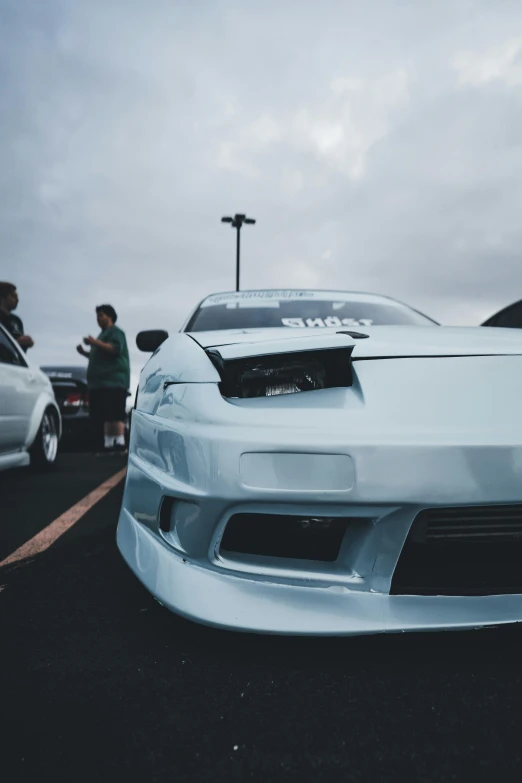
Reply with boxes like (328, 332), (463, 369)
(221, 213), (256, 291)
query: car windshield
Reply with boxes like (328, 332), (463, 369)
(185, 291), (437, 332)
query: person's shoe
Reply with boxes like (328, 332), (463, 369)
(112, 443), (128, 455)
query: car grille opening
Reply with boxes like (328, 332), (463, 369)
(391, 505), (522, 596)
(220, 514), (353, 562)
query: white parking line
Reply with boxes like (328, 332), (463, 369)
(0, 467), (126, 569)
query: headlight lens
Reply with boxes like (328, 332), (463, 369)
(241, 360), (326, 397)
(207, 347), (353, 398)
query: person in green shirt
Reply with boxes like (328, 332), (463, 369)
(77, 304), (130, 453)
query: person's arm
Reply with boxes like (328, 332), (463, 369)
(17, 335), (34, 349)
(83, 334), (121, 355)
(77, 344), (91, 358)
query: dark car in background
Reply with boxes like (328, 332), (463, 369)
(41, 366), (91, 447)
(482, 299), (522, 329)
(41, 365), (130, 450)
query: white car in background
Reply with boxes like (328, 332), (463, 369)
(0, 323), (61, 472)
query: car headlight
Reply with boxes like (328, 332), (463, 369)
(207, 347), (353, 398)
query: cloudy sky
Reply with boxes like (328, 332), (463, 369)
(2, 0), (522, 388)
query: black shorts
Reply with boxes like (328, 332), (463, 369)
(89, 388), (128, 423)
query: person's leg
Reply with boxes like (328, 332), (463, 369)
(97, 390), (115, 449)
(103, 420), (118, 449)
(88, 389), (104, 452)
(105, 389), (127, 450)
(106, 420), (125, 437)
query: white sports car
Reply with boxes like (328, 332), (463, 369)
(117, 289), (522, 635)
(0, 323), (61, 472)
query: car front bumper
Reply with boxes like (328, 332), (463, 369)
(117, 510), (522, 635)
(116, 399), (522, 636)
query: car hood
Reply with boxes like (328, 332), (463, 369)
(187, 325), (522, 359)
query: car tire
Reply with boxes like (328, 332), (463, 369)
(29, 408), (59, 470)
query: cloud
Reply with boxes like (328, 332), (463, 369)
(2, 0), (522, 395)
(453, 38), (522, 87)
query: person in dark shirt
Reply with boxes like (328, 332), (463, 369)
(77, 304), (130, 453)
(0, 282), (34, 351)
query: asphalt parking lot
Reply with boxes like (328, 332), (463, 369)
(2, 453), (522, 782)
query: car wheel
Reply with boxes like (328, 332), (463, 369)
(30, 408), (59, 470)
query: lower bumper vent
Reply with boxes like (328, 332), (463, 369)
(391, 504), (522, 596)
(220, 514), (352, 562)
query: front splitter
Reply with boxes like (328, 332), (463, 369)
(116, 510), (522, 636)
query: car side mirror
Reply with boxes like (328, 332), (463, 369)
(136, 330), (169, 352)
